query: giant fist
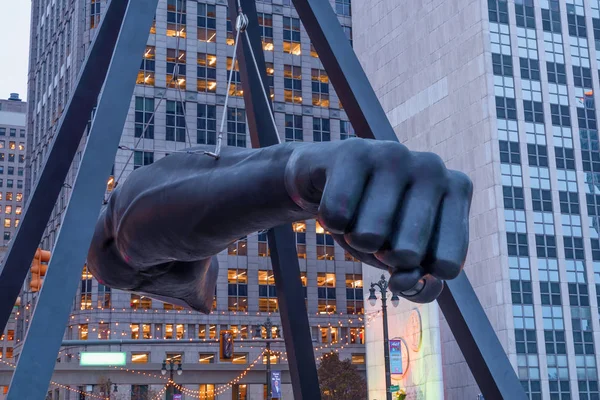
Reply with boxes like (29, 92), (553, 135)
(87, 138), (473, 312)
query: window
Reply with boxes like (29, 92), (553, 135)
(230, 325), (249, 339)
(310, 43), (319, 58)
(198, 3), (216, 42)
(132, 353), (149, 364)
(550, 104), (571, 126)
(559, 191), (579, 214)
(79, 324), (88, 340)
(137, 46), (155, 86)
(8, 129), (14, 137)
(227, 107), (246, 148)
(226, 57), (243, 97)
(504, 186), (525, 210)
(493, 53), (513, 76)
(567, 4), (587, 37)
(336, 0), (351, 16)
(547, 62), (566, 84)
(266, 63), (274, 99)
(4, 193), (10, 201)
(97, 284), (111, 308)
(340, 121), (355, 140)
(342, 25), (353, 46)
(15, 193), (21, 202)
(573, 66), (593, 88)
(3, 219), (9, 229)
(496, 96), (517, 120)
(489, 0), (509, 24)
(166, 100), (186, 142)
(133, 151), (154, 170)
(346, 274), (363, 314)
(80, 266), (93, 310)
(98, 323), (110, 340)
(523, 100), (543, 123)
(313, 118), (330, 142)
(316, 221), (335, 260)
(17, 155), (23, 164)
(130, 294), (152, 309)
(284, 65), (302, 103)
(17, 142), (23, 151)
(542, 0), (561, 33)
(499, 140), (521, 164)
(515, 0), (535, 28)
(258, 270), (278, 312)
(199, 353), (215, 364)
(197, 104), (216, 145)
(90, 0), (101, 29)
(258, 13), (274, 51)
(293, 221), (307, 258)
(134, 97), (154, 139)
(527, 144), (548, 167)
(197, 53), (217, 93)
(311, 69), (329, 107)
(166, 0), (186, 38)
(166, 49), (186, 89)
(317, 273), (336, 313)
(226, 18), (235, 46)
(507, 232), (529, 256)
(228, 269), (248, 311)
(283, 17), (301, 55)
(199, 384), (215, 400)
(131, 385), (149, 400)
(285, 114), (303, 142)
(3, 232), (9, 242)
(531, 189), (552, 212)
(232, 353), (248, 364)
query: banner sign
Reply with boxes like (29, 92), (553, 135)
(271, 370), (282, 398)
(389, 340), (403, 374)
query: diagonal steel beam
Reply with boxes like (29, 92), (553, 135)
(227, 1), (322, 399)
(7, 1), (158, 398)
(290, 0), (527, 399)
(0, 0), (131, 334)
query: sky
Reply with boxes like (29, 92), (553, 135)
(0, 1), (32, 101)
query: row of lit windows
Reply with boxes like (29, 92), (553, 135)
(0, 141), (25, 151)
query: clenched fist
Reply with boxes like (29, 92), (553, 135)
(285, 139), (473, 302)
(87, 138), (473, 313)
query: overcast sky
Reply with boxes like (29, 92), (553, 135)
(0, 1), (32, 101)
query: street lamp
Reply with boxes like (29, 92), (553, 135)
(254, 317), (280, 400)
(369, 274), (399, 400)
(161, 359), (183, 400)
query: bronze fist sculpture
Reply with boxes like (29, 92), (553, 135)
(87, 138), (473, 313)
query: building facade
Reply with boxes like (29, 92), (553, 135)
(355, 0), (600, 399)
(5, 0), (366, 399)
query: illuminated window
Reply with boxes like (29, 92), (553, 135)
(258, 232), (269, 257)
(15, 206), (21, 215)
(98, 323), (110, 339)
(346, 274), (364, 314)
(317, 272), (336, 313)
(320, 327), (329, 343)
(226, 57), (243, 97)
(198, 325), (207, 339)
(336, 0), (351, 16)
(197, 53), (217, 93)
(197, 3), (216, 43)
(258, 270), (278, 312)
(166, 49), (187, 89)
(79, 324), (88, 340)
(350, 327), (365, 344)
(316, 221), (335, 260)
(0, 141), (5, 149)
(340, 120), (356, 140)
(17, 142), (24, 151)
(132, 353), (149, 364)
(226, 107), (247, 148)
(4, 206), (11, 215)
(258, 13), (274, 51)
(284, 65), (302, 103)
(150, 15), (156, 34)
(5, 348), (12, 359)
(199, 384), (215, 400)
(197, 104), (217, 145)
(131, 323), (140, 339)
(228, 236), (248, 255)
(352, 353), (365, 364)
(80, 266), (93, 310)
(209, 324), (217, 339)
(199, 353), (215, 364)
(130, 294), (152, 309)
(301, 272), (308, 299)
(310, 43), (319, 58)
(163, 303), (185, 311)
(6, 330), (13, 341)
(166, 0), (186, 38)
(9, 142), (15, 150)
(166, 352), (182, 362)
(135, 97), (155, 139)
(293, 221), (307, 258)
(165, 324), (174, 339)
(311, 69), (330, 107)
(313, 118), (330, 142)
(283, 17), (301, 55)
(166, 100), (186, 142)
(6, 193), (12, 201)
(228, 269), (248, 312)
(97, 284), (111, 308)
(262, 353), (279, 364)
(137, 46), (155, 86)
(232, 353), (248, 364)
(3, 219), (10, 228)
(230, 325), (249, 339)
(90, 0), (101, 29)
(285, 114), (303, 142)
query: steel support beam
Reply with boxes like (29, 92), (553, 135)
(0, 0), (132, 334)
(228, 1), (322, 399)
(7, 1), (158, 398)
(290, 0), (526, 399)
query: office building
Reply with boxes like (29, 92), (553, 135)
(356, 0), (600, 399)
(6, 0), (365, 399)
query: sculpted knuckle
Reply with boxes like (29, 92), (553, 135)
(450, 170), (474, 197)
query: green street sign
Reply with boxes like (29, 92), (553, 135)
(389, 385), (400, 393)
(80, 352), (127, 366)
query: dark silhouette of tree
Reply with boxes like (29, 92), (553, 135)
(318, 352), (367, 400)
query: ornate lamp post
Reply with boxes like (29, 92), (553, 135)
(368, 274), (400, 400)
(161, 359), (183, 400)
(254, 317), (280, 400)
